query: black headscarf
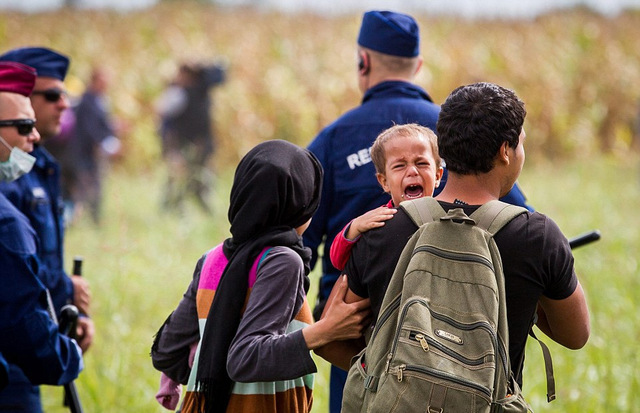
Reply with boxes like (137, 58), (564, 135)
(195, 139), (323, 413)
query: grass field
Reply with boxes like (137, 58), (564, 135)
(36, 152), (640, 412)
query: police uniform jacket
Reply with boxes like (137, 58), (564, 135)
(0, 145), (71, 313)
(0, 193), (82, 410)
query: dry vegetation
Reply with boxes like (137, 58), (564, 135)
(1, 4), (639, 170)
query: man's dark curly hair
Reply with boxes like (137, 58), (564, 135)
(436, 82), (526, 175)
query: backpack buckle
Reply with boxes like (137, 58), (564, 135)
(364, 375), (378, 392)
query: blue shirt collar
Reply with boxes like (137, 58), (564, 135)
(362, 80), (434, 105)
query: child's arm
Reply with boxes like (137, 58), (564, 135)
(330, 206), (396, 270)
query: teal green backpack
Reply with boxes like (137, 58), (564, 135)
(342, 198), (535, 413)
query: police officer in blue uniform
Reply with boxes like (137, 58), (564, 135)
(0, 48), (94, 346)
(0, 60), (83, 412)
(0, 48), (93, 411)
(304, 10), (533, 412)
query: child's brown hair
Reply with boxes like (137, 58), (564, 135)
(371, 123), (440, 175)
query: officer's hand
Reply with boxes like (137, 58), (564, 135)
(76, 317), (95, 353)
(71, 275), (91, 315)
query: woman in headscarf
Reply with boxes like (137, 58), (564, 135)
(152, 140), (370, 413)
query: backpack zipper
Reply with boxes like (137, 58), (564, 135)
(370, 295), (401, 340)
(413, 245), (494, 271)
(406, 244), (510, 377)
(408, 330), (486, 366)
(411, 332), (429, 352)
(391, 298), (509, 379)
(389, 364), (492, 399)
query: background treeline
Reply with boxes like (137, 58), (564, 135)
(1, 3), (639, 170)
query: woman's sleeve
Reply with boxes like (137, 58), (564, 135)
(227, 247), (317, 382)
(151, 256), (204, 384)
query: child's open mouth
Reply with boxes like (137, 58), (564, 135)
(403, 184), (424, 199)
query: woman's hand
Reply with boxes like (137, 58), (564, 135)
(302, 275), (371, 349)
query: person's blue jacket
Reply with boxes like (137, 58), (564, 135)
(0, 193), (82, 411)
(0, 145), (72, 313)
(0, 353), (8, 391)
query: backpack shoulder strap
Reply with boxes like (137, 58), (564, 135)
(399, 197), (446, 227)
(472, 200), (556, 402)
(529, 327), (556, 402)
(470, 200), (527, 235)
(200, 245), (273, 290)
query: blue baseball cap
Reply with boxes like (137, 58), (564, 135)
(357, 10), (420, 58)
(0, 47), (70, 81)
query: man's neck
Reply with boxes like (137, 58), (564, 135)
(435, 173), (502, 206)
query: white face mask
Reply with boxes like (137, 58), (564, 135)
(0, 135), (36, 182)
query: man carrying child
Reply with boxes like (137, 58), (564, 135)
(317, 83), (590, 400)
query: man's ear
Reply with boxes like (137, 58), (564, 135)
(498, 141), (511, 164)
(413, 56), (423, 76)
(376, 172), (390, 193)
(358, 51), (370, 75)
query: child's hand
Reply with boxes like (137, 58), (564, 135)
(346, 206), (397, 240)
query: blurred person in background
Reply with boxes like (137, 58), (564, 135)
(303, 10), (534, 412)
(42, 89), (81, 225)
(0, 60), (83, 413)
(155, 60), (227, 214)
(69, 66), (121, 225)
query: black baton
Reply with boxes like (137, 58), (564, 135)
(569, 230), (601, 249)
(59, 289), (85, 413)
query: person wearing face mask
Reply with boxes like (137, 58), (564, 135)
(0, 61), (83, 412)
(0, 47), (94, 348)
(0, 47), (93, 411)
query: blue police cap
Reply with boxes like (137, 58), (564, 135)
(357, 11), (420, 58)
(0, 47), (69, 81)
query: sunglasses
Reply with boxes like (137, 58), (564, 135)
(0, 119), (37, 136)
(31, 88), (67, 103)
